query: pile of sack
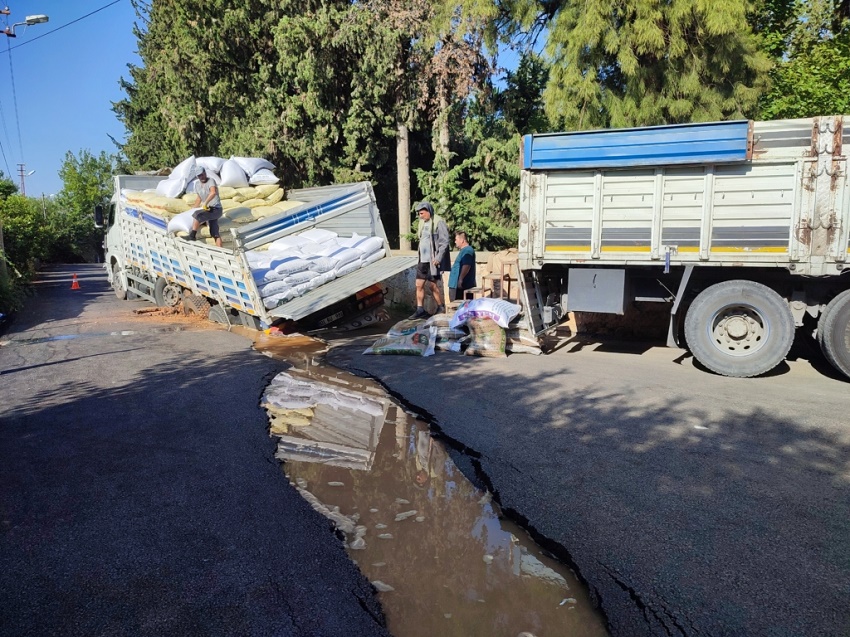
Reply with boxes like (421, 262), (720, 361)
(364, 298), (541, 357)
(245, 228), (387, 310)
(120, 154), (298, 246)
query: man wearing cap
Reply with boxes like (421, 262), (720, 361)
(410, 201), (451, 319)
(186, 166), (224, 247)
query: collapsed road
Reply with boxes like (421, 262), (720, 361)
(326, 326), (850, 637)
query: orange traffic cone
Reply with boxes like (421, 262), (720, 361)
(70, 274), (81, 290)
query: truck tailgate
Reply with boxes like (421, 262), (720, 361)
(268, 255), (417, 321)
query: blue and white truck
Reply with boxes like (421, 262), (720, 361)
(96, 178), (416, 330)
(517, 115), (850, 378)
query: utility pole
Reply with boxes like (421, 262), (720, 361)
(17, 163), (26, 196)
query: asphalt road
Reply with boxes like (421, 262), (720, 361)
(0, 265), (390, 637)
(327, 319), (850, 636)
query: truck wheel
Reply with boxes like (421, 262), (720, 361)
(208, 304), (230, 325)
(684, 280), (794, 378)
(182, 294), (211, 319)
(154, 277), (182, 308)
(112, 263), (127, 300)
(817, 289), (850, 379)
(239, 311), (262, 330)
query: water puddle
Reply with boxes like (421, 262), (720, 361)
(245, 328), (608, 637)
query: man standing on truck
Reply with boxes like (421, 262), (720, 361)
(186, 167), (223, 248)
(410, 201), (450, 319)
(448, 231), (476, 302)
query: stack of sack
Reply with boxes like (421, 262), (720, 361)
(120, 154), (298, 247)
(245, 229), (387, 310)
(444, 298), (541, 356)
(361, 298), (540, 357)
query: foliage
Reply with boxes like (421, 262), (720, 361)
(414, 97), (521, 250)
(54, 150), (119, 263)
(757, 0), (850, 118)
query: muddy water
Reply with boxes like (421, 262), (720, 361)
(246, 329), (608, 637)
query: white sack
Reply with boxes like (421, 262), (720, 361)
(269, 235), (314, 252)
(350, 236), (384, 257)
(156, 177), (186, 199)
(166, 209), (197, 234)
(333, 260), (361, 278)
(283, 270), (315, 286)
(304, 255), (337, 273)
(272, 255), (311, 275)
(260, 280), (292, 298)
(300, 228), (338, 244)
(219, 159), (249, 187)
(361, 249), (386, 266)
(324, 247), (361, 269)
(249, 168), (280, 185)
(196, 156), (225, 174)
(232, 156), (275, 176)
(171, 155), (197, 181)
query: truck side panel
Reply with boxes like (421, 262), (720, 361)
(520, 116), (849, 277)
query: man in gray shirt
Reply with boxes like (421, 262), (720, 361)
(187, 166), (224, 247)
(410, 201), (450, 319)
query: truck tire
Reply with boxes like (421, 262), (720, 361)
(239, 311), (262, 330)
(817, 289), (850, 379)
(684, 280), (794, 378)
(182, 294), (211, 319)
(112, 262), (127, 300)
(154, 277), (182, 308)
(208, 304), (230, 325)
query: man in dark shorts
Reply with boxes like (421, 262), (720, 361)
(186, 166), (224, 247)
(410, 201), (450, 319)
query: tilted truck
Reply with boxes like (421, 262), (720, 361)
(516, 115), (850, 378)
(96, 177), (416, 330)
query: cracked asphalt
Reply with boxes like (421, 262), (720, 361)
(0, 265), (390, 637)
(326, 324), (850, 636)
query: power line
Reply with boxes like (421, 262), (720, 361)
(5, 38), (23, 166)
(0, 0), (126, 54)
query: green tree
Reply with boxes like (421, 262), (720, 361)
(476, 0), (772, 130)
(54, 150), (120, 263)
(757, 0), (850, 119)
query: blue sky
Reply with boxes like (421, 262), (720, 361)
(0, 0), (138, 198)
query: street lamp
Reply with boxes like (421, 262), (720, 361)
(3, 13), (49, 37)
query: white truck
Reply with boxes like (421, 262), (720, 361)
(96, 177), (416, 330)
(517, 115), (850, 378)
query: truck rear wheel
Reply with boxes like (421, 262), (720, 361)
(817, 289), (850, 379)
(112, 263), (127, 300)
(154, 277), (182, 308)
(182, 294), (211, 319)
(684, 280), (794, 378)
(208, 304), (230, 325)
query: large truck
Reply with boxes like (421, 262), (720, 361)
(96, 178), (416, 330)
(516, 115), (850, 379)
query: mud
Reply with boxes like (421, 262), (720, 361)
(244, 327), (609, 637)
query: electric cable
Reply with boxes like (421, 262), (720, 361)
(0, 0), (125, 54)
(6, 37), (24, 167)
